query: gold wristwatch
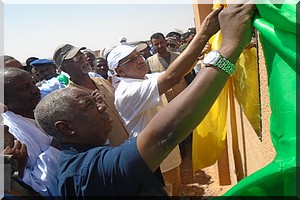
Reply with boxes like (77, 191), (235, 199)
(203, 50), (236, 75)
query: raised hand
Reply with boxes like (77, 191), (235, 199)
(199, 5), (224, 39)
(91, 89), (106, 112)
(3, 140), (28, 178)
(219, 1), (256, 63)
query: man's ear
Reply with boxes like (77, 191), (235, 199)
(115, 67), (125, 77)
(55, 121), (75, 136)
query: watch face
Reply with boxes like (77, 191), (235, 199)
(203, 50), (220, 65)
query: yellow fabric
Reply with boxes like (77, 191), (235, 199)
(192, 14), (260, 172)
(192, 81), (229, 171)
(232, 47), (260, 135)
(192, 30), (228, 172)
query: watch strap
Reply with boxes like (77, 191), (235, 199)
(215, 54), (237, 75)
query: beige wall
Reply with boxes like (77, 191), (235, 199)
(192, 4), (276, 193)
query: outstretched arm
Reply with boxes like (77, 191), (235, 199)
(138, 3), (256, 172)
(157, 6), (223, 96)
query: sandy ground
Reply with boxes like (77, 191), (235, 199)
(179, 136), (231, 198)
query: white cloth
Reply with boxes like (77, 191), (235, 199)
(115, 73), (162, 138)
(194, 60), (202, 75)
(39, 76), (66, 99)
(88, 71), (104, 78)
(2, 111), (60, 196)
(114, 73), (181, 172)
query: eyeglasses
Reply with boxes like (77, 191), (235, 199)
(119, 52), (142, 67)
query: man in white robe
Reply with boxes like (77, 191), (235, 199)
(2, 67), (61, 197)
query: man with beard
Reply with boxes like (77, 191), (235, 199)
(146, 32), (196, 99)
(53, 44), (129, 147)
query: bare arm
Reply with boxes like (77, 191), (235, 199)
(138, 3), (256, 172)
(157, 6), (223, 96)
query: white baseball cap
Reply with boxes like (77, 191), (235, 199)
(107, 43), (147, 72)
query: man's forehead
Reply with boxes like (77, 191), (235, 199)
(70, 88), (91, 99)
(12, 71), (31, 80)
(6, 72), (32, 88)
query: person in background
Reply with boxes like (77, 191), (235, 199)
(2, 55), (23, 69)
(31, 67), (45, 86)
(147, 32), (195, 94)
(23, 56), (39, 74)
(166, 31), (182, 46)
(178, 29), (196, 53)
(119, 36), (128, 45)
(34, 3), (255, 197)
(165, 37), (179, 53)
(99, 46), (121, 87)
(138, 41), (152, 60)
(83, 49), (96, 67)
(82, 48), (104, 78)
(194, 42), (212, 75)
(30, 58), (66, 98)
(137, 41), (153, 73)
(93, 57), (111, 81)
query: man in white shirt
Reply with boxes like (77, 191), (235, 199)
(107, 6), (221, 196)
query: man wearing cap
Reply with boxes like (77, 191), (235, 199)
(30, 58), (67, 98)
(53, 44), (129, 147)
(165, 37), (179, 53)
(107, 8), (221, 197)
(178, 29), (196, 53)
(166, 31), (182, 45)
(34, 3), (255, 197)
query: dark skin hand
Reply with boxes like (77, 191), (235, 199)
(1, 102), (28, 178)
(3, 140), (28, 178)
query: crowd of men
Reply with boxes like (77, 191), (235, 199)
(1, 3), (256, 199)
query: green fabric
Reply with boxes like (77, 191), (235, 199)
(218, 2), (298, 197)
(56, 73), (69, 86)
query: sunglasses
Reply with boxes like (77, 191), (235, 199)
(119, 52), (142, 67)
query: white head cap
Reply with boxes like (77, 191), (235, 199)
(107, 43), (147, 72)
(119, 36), (127, 44)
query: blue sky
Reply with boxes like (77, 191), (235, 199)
(3, 3), (195, 63)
